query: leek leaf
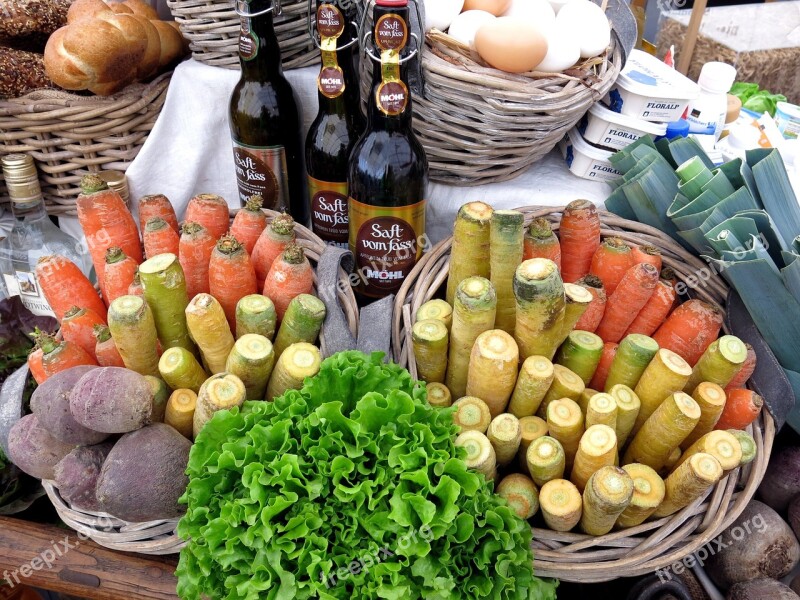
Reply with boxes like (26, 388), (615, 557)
(669, 137), (715, 171)
(676, 156), (711, 184)
(702, 170), (736, 199)
(747, 148), (800, 245)
(677, 169), (715, 201)
(781, 257), (800, 304)
(736, 209), (791, 264)
(671, 191), (722, 229)
(655, 138), (676, 167)
(678, 228), (714, 255)
(605, 186), (637, 221)
(784, 369), (800, 433)
(705, 217), (759, 255)
(718, 158), (762, 207)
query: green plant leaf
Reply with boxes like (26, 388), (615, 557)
(747, 149), (800, 246)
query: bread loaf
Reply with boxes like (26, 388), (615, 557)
(0, 0), (72, 39)
(0, 46), (54, 98)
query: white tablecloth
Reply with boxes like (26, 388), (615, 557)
(60, 58), (610, 244)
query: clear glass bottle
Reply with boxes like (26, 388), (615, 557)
(0, 155), (90, 316)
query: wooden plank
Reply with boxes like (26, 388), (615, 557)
(0, 517), (178, 600)
(677, 0), (708, 75)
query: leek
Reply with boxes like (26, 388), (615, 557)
(669, 137), (715, 170)
(747, 149), (800, 246)
(717, 158), (761, 206)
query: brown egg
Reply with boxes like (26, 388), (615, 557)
(463, 0), (512, 16)
(474, 18), (548, 73)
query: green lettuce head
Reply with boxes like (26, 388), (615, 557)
(176, 351), (557, 600)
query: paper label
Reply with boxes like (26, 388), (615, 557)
(375, 14), (408, 51)
(232, 142), (290, 211)
(308, 176), (349, 247)
(3, 271), (55, 317)
(239, 17), (258, 61)
(375, 80), (408, 116)
(317, 4), (346, 98)
(349, 197), (426, 296)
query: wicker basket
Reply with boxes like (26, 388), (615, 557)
(360, 29), (623, 186)
(391, 205), (775, 583)
(167, 0), (319, 70)
(40, 217), (359, 555)
(0, 72), (171, 217)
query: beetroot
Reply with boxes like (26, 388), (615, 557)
(7, 414), (76, 479)
(54, 443), (114, 511)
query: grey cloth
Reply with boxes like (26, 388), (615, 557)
(356, 294), (395, 362)
(317, 245), (359, 358)
(0, 364), (28, 457)
(405, 0), (426, 97)
(605, 0), (636, 67)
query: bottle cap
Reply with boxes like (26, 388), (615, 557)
(726, 94), (742, 124)
(1, 154), (43, 205)
(665, 119), (690, 140)
(98, 170), (130, 206)
(375, 0), (407, 6)
(697, 62), (737, 95)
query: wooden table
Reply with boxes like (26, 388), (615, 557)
(0, 517), (178, 600)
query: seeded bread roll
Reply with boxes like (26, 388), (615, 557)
(0, 46), (54, 98)
(0, 0), (72, 39)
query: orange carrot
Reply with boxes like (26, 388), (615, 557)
(714, 388), (763, 430)
(93, 324), (125, 367)
(262, 243), (314, 321)
(589, 342), (618, 391)
(28, 346), (45, 384)
(595, 263), (659, 343)
(624, 278), (677, 338)
(589, 237), (633, 295)
(128, 270), (143, 297)
(574, 275), (607, 332)
(653, 300), (724, 366)
(559, 200), (601, 283)
(76, 175), (142, 296)
(252, 213), (296, 289)
(230, 195), (267, 256)
(208, 234), (258, 329)
(61, 306), (105, 361)
(36, 255), (107, 322)
(725, 344), (756, 392)
(103, 247), (138, 306)
(143, 216), (180, 259)
(184, 194), (230, 241)
(660, 267), (680, 310)
(523, 217), (562, 270)
(631, 244), (662, 273)
(179, 222), (216, 300)
(138, 194), (179, 234)
(39, 333), (97, 380)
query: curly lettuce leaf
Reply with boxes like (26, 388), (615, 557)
(176, 351), (557, 600)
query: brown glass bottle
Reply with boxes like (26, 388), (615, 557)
(305, 0), (365, 247)
(348, 0), (428, 299)
(229, 0), (309, 225)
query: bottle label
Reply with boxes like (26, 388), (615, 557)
(308, 176), (349, 247)
(375, 80), (408, 116)
(348, 197), (426, 296)
(317, 4), (346, 99)
(375, 14), (408, 51)
(232, 142), (290, 211)
(3, 271), (55, 317)
(239, 17), (258, 61)
(318, 66), (346, 99)
(317, 4), (345, 38)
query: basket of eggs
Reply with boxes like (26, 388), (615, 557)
(391, 201), (774, 582)
(369, 0), (624, 186)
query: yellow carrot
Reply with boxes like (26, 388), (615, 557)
(107, 295), (160, 377)
(452, 396), (492, 433)
(235, 294), (277, 341)
(466, 329), (519, 417)
(662, 446), (682, 475)
(540, 479), (582, 532)
(684, 335), (747, 393)
(145, 375), (169, 423)
(681, 382), (727, 449)
(578, 388), (599, 413)
(513, 258), (566, 360)
(727, 429), (756, 465)
(623, 392), (701, 471)
(185, 294), (235, 375)
(559, 283), (593, 344)
(490, 210), (524, 335)
(632, 349), (692, 435)
(653, 453), (722, 518)
(546, 398), (584, 471)
(426, 382), (452, 407)
(416, 299), (453, 329)
(674, 430), (742, 473)
(496, 473), (539, 519)
(555, 330), (604, 385)
(616, 464), (665, 528)
(526, 435), (566, 487)
(604, 334), (659, 392)
(537, 364), (585, 418)
(517, 415), (548, 473)
(456, 430), (496, 481)
(580, 466), (634, 536)
(608, 384), (641, 447)
(265, 343), (321, 400)
(445, 277), (497, 398)
(508, 356), (555, 418)
(585, 393), (618, 431)
(271, 294), (324, 357)
(412, 319), (449, 384)
(193, 372), (246, 438)
(165, 388), (197, 440)
(158, 347), (209, 393)
(487, 413), (521, 466)
(571, 424), (618, 492)
(225, 334), (275, 400)
(138, 253), (195, 352)
(446, 202), (494, 305)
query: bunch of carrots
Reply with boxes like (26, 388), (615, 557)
(27, 177), (322, 426)
(415, 200), (763, 534)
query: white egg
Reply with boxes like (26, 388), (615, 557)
(424, 0), (465, 31)
(534, 22), (580, 72)
(502, 0), (555, 27)
(548, 0), (571, 14)
(447, 10), (497, 46)
(555, 0), (611, 58)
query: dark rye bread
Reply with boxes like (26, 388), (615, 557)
(0, 45), (55, 98)
(0, 0), (72, 38)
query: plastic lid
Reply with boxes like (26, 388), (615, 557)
(616, 49), (699, 101)
(665, 119), (690, 139)
(726, 94), (742, 123)
(589, 103), (668, 136)
(697, 62), (737, 94)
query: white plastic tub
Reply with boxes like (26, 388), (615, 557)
(581, 103), (668, 150)
(604, 49), (699, 122)
(776, 101), (800, 140)
(559, 128), (621, 182)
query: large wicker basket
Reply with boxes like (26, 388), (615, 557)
(0, 72), (171, 217)
(167, 0), (319, 70)
(360, 28), (623, 186)
(391, 205), (775, 583)
(40, 216), (360, 555)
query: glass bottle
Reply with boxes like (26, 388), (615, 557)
(348, 0), (428, 300)
(305, 0), (365, 247)
(229, 0), (309, 225)
(0, 155), (90, 316)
